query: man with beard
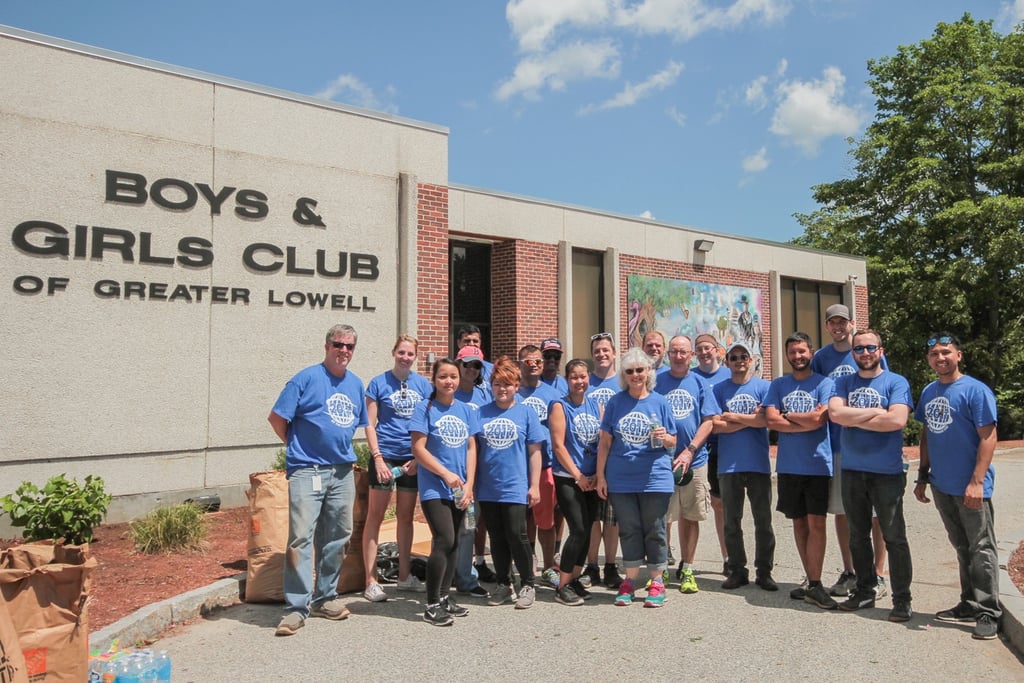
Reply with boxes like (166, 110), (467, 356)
(765, 333), (836, 610)
(828, 329), (914, 623)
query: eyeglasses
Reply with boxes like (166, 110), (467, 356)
(520, 358), (543, 367)
(330, 341), (356, 350)
(623, 367), (647, 375)
(590, 332), (613, 341)
(852, 344), (879, 354)
(728, 354), (750, 362)
(668, 349), (691, 356)
(927, 335), (953, 348)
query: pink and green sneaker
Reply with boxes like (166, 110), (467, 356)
(644, 579), (666, 608)
(614, 579), (635, 606)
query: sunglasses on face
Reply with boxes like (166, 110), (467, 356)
(520, 358), (543, 367)
(728, 354), (750, 362)
(927, 335), (954, 348)
(542, 352), (562, 361)
(853, 345), (879, 354)
(462, 362), (483, 371)
(330, 341), (356, 351)
(624, 367), (647, 375)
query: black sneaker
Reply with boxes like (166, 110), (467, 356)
(838, 591), (876, 612)
(805, 584), (838, 610)
(474, 562), (497, 583)
(583, 564), (602, 587)
(721, 570), (749, 590)
(789, 578), (808, 600)
(555, 584), (584, 606)
(458, 585), (490, 598)
(755, 572), (778, 592)
(889, 600), (912, 623)
(604, 564), (623, 589)
(569, 579), (592, 600)
(423, 604), (453, 626)
(972, 614), (999, 640)
(441, 595), (469, 617)
(935, 602), (976, 623)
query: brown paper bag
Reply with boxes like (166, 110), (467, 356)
(0, 542), (95, 683)
(244, 470), (289, 603)
(0, 596), (29, 683)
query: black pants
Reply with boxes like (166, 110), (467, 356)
(554, 477), (598, 574)
(479, 501), (534, 587)
(421, 498), (465, 603)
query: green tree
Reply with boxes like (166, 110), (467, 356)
(794, 14), (1024, 438)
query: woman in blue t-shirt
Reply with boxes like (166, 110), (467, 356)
(474, 357), (543, 609)
(362, 335), (432, 603)
(596, 347), (678, 608)
(549, 358), (604, 606)
(411, 358), (481, 627)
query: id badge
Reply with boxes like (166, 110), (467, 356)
(311, 473), (322, 492)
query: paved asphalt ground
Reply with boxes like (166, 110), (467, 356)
(145, 450), (1024, 681)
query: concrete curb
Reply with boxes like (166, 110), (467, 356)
(89, 573), (246, 652)
(998, 531), (1024, 654)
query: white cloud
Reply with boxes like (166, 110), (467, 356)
(496, 40), (621, 101)
(315, 74), (397, 113)
(745, 75), (769, 111)
(667, 105), (687, 127)
(506, 0), (612, 52)
(615, 0), (791, 40)
(579, 60), (683, 114)
(1000, 0), (1024, 27)
(769, 66), (864, 155)
(640, 209), (655, 219)
(742, 147), (770, 172)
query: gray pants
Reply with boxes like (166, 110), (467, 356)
(932, 488), (1001, 619)
(719, 472), (776, 575)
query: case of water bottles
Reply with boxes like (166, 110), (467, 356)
(89, 643), (172, 682)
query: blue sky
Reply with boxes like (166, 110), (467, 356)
(3, 1), (1021, 243)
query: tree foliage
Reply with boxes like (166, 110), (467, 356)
(794, 14), (1024, 438)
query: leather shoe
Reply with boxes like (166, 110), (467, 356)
(722, 570), (749, 590)
(755, 573), (779, 591)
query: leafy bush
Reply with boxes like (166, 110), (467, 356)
(270, 442), (372, 470)
(0, 473), (111, 545)
(130, 502), (209, 554)
(271, 447), (287, 471)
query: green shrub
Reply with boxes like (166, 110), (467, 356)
(354, 442), (371, 468)
(1, 473), (111, 545)
(130, 502), (209, 554)
(271, 447), (287, 471)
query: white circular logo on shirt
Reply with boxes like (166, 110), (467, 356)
(572, 412), (601, 447)
(727, 393), (759, 415)
(924, 396), (953, 434)
(435, 414), (470, 448)
(783, 390), (815, 414)
(482, 417), (519, 450)
(848, 387), (883, 409)
(589, 387), (615, 408)
(522, 395), (549, 421)
(829, 364), (856, 379)
(616, 411), (655, 447)
(665, 389), (696, 420)
(389, 388), (424, 418)
(325, 393), (357, 427)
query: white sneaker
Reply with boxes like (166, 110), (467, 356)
(397, 575), (426, 592)
(363, 581), (388, 602)
(515, 584), (535, 609)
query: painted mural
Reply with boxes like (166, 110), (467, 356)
(627, 275), (765, 376)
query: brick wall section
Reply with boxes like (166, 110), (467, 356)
(854, 285), (871, 329)
(619, 257), (774, 378)
(491, 240), (560, 360)
(416, 184), (449, 375)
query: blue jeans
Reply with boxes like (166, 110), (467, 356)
(454, 520), (481, 591)
(932, 489), (1001, 620)
(608, 491), (672, 572)
(284, 464), (355, 617)
(841, 469), (912, 601)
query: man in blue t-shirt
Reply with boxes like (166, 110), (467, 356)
(268, 324), (368, 636)
(765, 332), (836, 610)
(913, 332), (1000, 640)
(693, 333), (732, 576)
(712, 342), (776, 592)
(643, 329), (670, 375)
(828, 329), (914, 623)
(540, 337), (569, 394)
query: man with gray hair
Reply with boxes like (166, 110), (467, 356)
(268, 323), (368, 636)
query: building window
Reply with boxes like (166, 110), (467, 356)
(572, 248), (604, 360)
(450, 240), (491, 356)
(779, 277), (843, 350)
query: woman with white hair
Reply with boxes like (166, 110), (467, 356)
(596, 347), (679, 608)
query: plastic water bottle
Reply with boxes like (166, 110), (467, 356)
(649, 412), (664, 449)
(464, 502), (477, 530)
(390, 465), (403, 481)
(154, 651), (172, 683)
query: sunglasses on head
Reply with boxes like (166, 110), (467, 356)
(728, 354), (749, 362)
(927, 335), (954, 348)
(330, 341), (356, 350)
(591, 332), (613, 341)
(853, 344), (879, 354)
(624, 367), (647, 375)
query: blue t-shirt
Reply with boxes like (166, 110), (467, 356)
(271, 364), (369, 475)
(410, 399), (481, 502)
(541, 374), (569, 394)
(916, 375), (997, 497)
(834, 371), (913, 475)
(600, 391), (678, 494)
(551, 395), (602, 478)
(693, 365), (732, 452)
(517, 382), (561, 468)
(454, 384), (491, 409)
(653, 371), (720, 469)
(813, 345), (889, 455)
(475, 401), (545, 504)
(366, 371), (432, 460)
(765, 373), (835, 476)
(713, 377), (771, 475)
(586, 373), (619, 409)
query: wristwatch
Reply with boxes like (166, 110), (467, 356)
(685, 443), (698, 454)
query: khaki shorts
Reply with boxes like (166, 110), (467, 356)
(667, 463), (711, 523)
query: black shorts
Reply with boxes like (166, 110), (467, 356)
(776, 473), (830, 519)
(707, 444), (721, 498)
(367, 457), (418, 492)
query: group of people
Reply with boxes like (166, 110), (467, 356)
(268, 309), (1000, 640)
